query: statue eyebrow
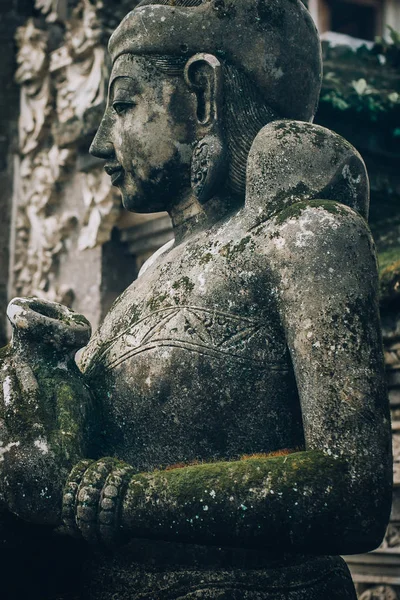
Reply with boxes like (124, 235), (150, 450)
(109, 76), (138, 102)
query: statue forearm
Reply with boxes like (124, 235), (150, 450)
(62, 450), (387, 554)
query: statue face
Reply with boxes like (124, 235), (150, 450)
(90, 54), (195, 213)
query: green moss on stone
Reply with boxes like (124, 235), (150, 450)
(275, 200), (348, 226)
(219, 236), (253, 259)
(123, 451), (349, 549)
(273, 121), (330, 150)
(146, 292), (168, 312)
(378, 246), (400, 305)
(172, 276), (195, 293)
(0, 344), (10, 361)
(199, 252), (213, 265)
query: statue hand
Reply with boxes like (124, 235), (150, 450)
(0, 298), (95, 526)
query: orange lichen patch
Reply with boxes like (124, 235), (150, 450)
(240, 448), (299, 460)
(165, 459), (201, 471)
(164, 449), (302, 472)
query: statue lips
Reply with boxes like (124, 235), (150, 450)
(105, 163), (124, 185)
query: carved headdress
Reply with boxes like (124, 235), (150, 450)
(109, 0), (322, 122)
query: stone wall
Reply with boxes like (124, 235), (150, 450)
(6, 0), (141, 332)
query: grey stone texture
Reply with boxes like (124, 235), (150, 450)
(0, 0), (394, 598)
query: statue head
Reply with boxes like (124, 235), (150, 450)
(90, 0), (322, 214)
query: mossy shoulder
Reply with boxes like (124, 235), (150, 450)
(273, 121), (330, 150)
(219, 236), (254, 259)
(171, 276), (195, 293)
(274, 200), (348, 226)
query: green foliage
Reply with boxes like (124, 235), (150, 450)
(378, 246), (400, 306)
(319, 31), (400, 139)
(374, 26), (400, 68)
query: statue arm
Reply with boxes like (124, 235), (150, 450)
(263, 201), (392, 552)
(62, 201), (392, 554)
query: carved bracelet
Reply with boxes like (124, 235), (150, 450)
(62, 457), (134, 545)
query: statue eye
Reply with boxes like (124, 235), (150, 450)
(112, 101), (134, 115)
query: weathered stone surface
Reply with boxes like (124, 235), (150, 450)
(109, 0), (321, 122)
(0, 297), (95, 525)
(0, 1), (393, 598)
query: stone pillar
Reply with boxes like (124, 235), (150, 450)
(0, 0), (34, 346)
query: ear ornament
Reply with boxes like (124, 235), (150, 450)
(184, 53), (227, 204)
(191, 135), (226, 203)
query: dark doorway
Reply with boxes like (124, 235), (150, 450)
(329, 0), (380, 40)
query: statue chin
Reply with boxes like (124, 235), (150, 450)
(121, 189), (168, 214)
(119, 165), (187, 214)
(118, 179), (155, 214)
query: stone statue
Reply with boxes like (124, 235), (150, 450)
(0, 1), (393, 598)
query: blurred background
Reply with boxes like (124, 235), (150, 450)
(0, 1), (399, 598)
(310, 0), (400, 41)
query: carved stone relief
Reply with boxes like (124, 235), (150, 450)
(382, 322), (400, 488)
(378, 520), (400, 553)
(42, 0), (112, 150)
(13, 147), (76, 300)
(359, 586), (399, 600)
(14, 20), (52, 155)
(394, 432), (400, 488)
(384, 341), (400, 370)
(78, 168), (120, 251)
(35, 0), (67, 23)
(52, 0), (107, 127)
(12, 0), (128, 305)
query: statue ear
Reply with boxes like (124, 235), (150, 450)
(184, 53), (223, 129)
(184, 53), (227, 203)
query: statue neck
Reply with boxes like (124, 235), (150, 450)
(170, 191), (242, 244)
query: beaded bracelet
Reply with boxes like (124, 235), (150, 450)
(98, 464), (135, 544)
(62, 457), (133, 544)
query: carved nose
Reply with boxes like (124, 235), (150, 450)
(89, 134), (114, 160)
(89, 116), (115, 159)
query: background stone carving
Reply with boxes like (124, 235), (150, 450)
(51, 0), (108, 146)
(10, 0), (136, 314)
(15, 19), (51, 155)
(359, 586), (399, 600)
(10, 0), (139, 328)
(78, 168), (120, 251)
(13, 146), (76, 299)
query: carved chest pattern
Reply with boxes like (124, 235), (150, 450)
(92, 306), (287, 371)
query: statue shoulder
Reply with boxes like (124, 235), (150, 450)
(263, 200), (378, 306)
(245, 119), (369, 227)
(251, 198), (374, 265)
